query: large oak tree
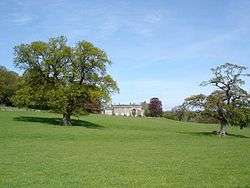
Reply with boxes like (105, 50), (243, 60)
(13, 36), (118, 125)
(184, 63), (249, 136)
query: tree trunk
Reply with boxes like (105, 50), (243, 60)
(63, 113), (72, 126)
(217, 123), (227, 136)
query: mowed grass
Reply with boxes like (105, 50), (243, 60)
(0, 110), (250, 187)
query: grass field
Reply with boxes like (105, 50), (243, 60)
(0, 110), (250, 187)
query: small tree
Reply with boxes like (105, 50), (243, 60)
(132, 109), (136, 117)
(171, 105), (188, 121)
(148, 97), (163, 117)
(141, 101), (150, 116)
(184, 63), (249, 136)
(13, 36), (118, 125)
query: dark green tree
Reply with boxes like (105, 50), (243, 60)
(184, 63), (249, 136)
(171, 105), (191, 121)
(0, 66), (19, 106)
(13, 36), (118, 125)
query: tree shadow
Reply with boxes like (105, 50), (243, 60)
(177, 131), (250, 138)
(13, 116), (104, 129)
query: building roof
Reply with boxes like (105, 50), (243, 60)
(112, 104), (142, 108)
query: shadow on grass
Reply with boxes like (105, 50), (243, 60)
(13, 116), (104, 129)
(177, 131), (250, 138)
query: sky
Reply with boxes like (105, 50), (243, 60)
(0, 0), (250, 109)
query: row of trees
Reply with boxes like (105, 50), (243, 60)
(0, 36), (119, 125)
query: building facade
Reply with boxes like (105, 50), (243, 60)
(103, 104), (144, 117)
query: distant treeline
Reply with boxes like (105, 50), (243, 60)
(163, 110), (220, 124)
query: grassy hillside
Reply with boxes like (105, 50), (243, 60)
(0, 110), (249, 187)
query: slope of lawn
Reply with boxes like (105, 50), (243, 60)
(0, 109), (250, 187)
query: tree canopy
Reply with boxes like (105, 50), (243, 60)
(148, 97), (163, 117)
(13, 36), (118, 125)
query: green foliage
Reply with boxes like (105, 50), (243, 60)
(47, 84), (89, 115)
(141, 101), (150, 117)
(12, 86), (42, 109)
(13, 36), (118, 125)
(227, 106), (250, 129)
(0, 66), (19, 106)
(1, 110), (250, 187)
(171, 105), (188, 121)
(165, 107), (219, 124)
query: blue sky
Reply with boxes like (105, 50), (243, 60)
(0, 0), (250, 109)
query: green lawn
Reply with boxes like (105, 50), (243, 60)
(0, 110), (250, 187)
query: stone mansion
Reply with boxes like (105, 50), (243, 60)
(102, 103), (145, 117)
